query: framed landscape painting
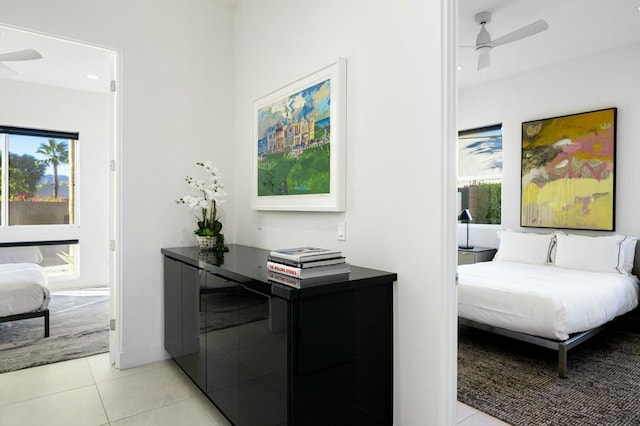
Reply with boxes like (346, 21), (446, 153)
(251, 58), (346, 211)
(521, 107), (617, 230)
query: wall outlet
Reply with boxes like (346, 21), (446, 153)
(337, 221), (346, 241)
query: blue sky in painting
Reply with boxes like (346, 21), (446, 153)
(257, 79), (331, 138)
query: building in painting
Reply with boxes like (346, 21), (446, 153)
(265, 115), (317, 153)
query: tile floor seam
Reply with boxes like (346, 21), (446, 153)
(0, 378), (96, 408)
(0, 383), (98, 410)
(93, 380), (112, 424)
(157, 392), (197, 412)
(105, 396), (198, 426)
(95, 364), (197, 423)
(91, 360), (174, 385)
(86, 358), (99, 385)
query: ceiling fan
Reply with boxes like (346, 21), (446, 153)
(464, 11), (549, 71)
(0, 48), (43, 75)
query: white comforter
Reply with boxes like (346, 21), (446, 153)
(458, 261), (640, 340)
(0, 263), (50, 317)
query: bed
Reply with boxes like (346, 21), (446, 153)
(0, 248), (51, 338)
(458, 230), (640, 377)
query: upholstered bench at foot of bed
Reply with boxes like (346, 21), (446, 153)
(0, 309), (50, 337)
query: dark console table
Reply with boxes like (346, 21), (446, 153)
(162, 244), (397, 426)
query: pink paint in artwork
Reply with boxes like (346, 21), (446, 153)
(545, 127), (613, 180)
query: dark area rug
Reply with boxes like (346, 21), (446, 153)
(458, 324), (640, 425)
(0, 288), (109, 373)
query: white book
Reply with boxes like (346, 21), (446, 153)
(269, 247), (342, 262)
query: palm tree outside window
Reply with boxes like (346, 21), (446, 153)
(36, 139), (69, 200)
(0, 126), (78, 278)
(0, 127), (77, 226)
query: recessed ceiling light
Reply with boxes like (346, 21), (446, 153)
(457, 65), (463, 71)
(85, 74), (99, 80)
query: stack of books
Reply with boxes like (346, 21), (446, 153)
(267, 247), (350, 287)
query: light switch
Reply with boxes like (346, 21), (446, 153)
(337, 221), (346, 241)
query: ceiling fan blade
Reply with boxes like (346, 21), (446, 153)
(0, 61), (18, 75)
(478, 52), (491, 70)
(0, 49), (43, 62)
(492, 20), (548, 48)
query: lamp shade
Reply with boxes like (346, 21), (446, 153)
(458, 209), (474, 249)
(458, 209), (473, 222)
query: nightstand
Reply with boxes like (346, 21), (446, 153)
(458, 247), (497, 265)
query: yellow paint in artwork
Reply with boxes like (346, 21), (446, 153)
(522, 175), (613, 229)
(522, 109), (614, 149)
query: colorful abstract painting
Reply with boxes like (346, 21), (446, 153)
(252, 58), (346, 211)
(521, 108), (616, 230)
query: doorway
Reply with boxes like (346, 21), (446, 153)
(0, 24), (119, 365)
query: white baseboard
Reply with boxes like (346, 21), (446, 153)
(114, 345), (170, 370)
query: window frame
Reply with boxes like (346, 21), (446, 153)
(457, 124), (503, 225)
(0, 125), (80, 280)
(1, 126), (78, 229)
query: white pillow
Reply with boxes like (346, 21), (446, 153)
(494, 230), (555, 265)
(618, 236), (637, 276)
(554, 233), (625, 274)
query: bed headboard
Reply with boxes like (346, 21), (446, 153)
(634, 243), (640, 278)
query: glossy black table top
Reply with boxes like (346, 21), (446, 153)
(161, 244), (397, 300)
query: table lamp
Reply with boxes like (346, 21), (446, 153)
(458, 209), (474, 250)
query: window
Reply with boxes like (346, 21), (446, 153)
(1, 126), (77, 226)
(0, 126), (79, 278)
(0, 241), (78, 277)
(457, 124), (502, 225)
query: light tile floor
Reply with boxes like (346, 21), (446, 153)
(457, 401), (511, 425)
(0, 353), (230, 426)
(0, 353), (508, 425)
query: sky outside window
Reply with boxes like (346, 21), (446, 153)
(8, 134), (71, 177)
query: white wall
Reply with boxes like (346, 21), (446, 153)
(233, 1), (453, 424)
(0, 78), (110, 290)
(459, 41), (640, 245)
(1, 0), (236, 368)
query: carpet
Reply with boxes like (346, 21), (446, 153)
(458, 324), (640, 426)
(0, 287), (109, 374)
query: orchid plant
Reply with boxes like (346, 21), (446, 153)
(176, 161), (228, 238)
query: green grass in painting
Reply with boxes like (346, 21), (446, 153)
(258, 144), (330, 196)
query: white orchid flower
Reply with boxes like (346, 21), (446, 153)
(178, 161), (228, 239)
(180, 195), (203, 210)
